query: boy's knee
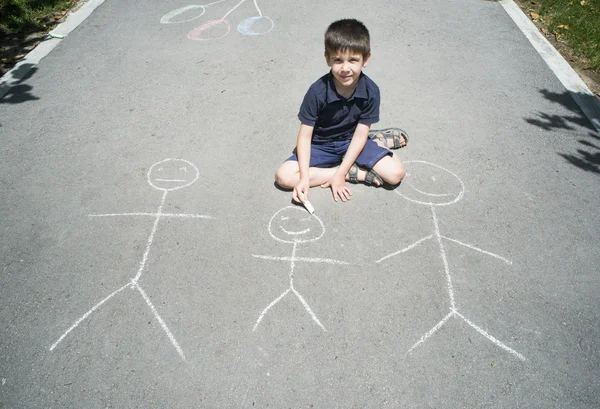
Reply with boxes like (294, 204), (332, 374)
(386, 165), (406, 185)
(274, 168), (295, 189)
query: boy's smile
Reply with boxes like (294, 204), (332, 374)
(325, 50), (370, 97)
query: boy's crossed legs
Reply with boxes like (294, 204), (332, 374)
(275, 129), (407, 191)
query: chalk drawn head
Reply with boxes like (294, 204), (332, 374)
(188, 20), (231, 41)
(160, 5), (206, 24)
(237, 16), (274, 36)
(268, 206), (325, 244)
(147, 159), (199, 191)
(395, 160), (465, 206)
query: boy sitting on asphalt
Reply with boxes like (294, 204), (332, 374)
(275, 18), (408, 203)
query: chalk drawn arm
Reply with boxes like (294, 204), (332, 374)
(440, 235), (512, 265)
(89, 213), (213, 219)
(375, 234), (434, 263)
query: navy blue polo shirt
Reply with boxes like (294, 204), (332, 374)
(298, 71), (380, 144)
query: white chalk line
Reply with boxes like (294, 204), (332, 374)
(375, 234), (433, 263)
(292, 288), (326, 331)
(135, 282), (186, 360)
(406, 310), (455, 356)
(431, 206), (456, 309)
(253, 0), (262, 16)
(441, 236), (512, 265)
(253, 288), (290, 331)
(455, 311), (525, 361)
(89, 213), (213, 219)
(154, 178), (187, 182)
(49, 282), (131, 351)
(206, 0), (228, 6)
(222, 0), (245, 20)
(406, 182), (453, 197)
(252, 255), (349, 265)
(133, 190), (167, 283)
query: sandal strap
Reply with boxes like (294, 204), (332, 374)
(348, 163), (359, 183)
(365, 169), (383, 186)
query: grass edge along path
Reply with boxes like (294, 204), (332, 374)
(0, 0), (81, 76)
(513, 0), (600, 96)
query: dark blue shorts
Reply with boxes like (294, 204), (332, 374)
(287, 139), (391, 170)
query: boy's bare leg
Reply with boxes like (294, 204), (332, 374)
(275, 161), (383, 189)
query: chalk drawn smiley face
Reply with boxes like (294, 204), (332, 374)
(268, 206), (325, 244)
(395, 160), (465, 206)
(147, 159), (199, 191)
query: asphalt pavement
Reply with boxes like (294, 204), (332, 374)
(1, 0), (599, 407)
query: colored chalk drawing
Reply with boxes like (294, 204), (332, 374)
(252, 206), (349, 332)
(377, 161), (525, 361)
(161, 0), (274, 41)
(50, 159), (214, 361)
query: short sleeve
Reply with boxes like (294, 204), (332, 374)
(298, 87), (321, 126)
(358, 86), (380, 125)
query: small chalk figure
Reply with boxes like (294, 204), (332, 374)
(377, 161), (525, 361)
(252, 206), (349, 331)
(50, 159), (214, 361)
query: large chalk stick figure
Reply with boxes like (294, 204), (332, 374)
(50, 159), (213, 361)
(252, 206), (349, 332)
(377, 161), (525, 361)
(161, 0), (274, 41)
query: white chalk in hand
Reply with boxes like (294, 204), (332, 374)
(301, 193), (315, 214)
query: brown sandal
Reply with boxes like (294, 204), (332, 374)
(369, 128), (409, 149)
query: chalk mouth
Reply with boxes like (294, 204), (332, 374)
(280, 226), (310, 235)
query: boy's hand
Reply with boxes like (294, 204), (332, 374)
(293, 178), (310, 203)
(321, 173), (352, 202)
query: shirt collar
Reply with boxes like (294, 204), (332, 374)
(326, 71), (368, 102)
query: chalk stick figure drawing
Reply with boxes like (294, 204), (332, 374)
(161, 0), (274, 41)
(252, 206), (349, 332)
(50, 159), (213, 361)
(376, 161), (525, 361)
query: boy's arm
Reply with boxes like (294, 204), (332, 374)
(293, 123), (314, 203)
(321, 123), (371, 202)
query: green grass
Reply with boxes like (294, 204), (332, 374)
(0, 0), (76, 36)
(535, 0), (600, 71)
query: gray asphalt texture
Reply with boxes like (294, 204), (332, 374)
(1, 0), (599, 407)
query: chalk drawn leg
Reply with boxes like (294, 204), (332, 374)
(134, 282), (186, 360)
(253, 288), (291, 332)
(455, 311), (525, 361)
(406, 310), (525, 361)
(406, 310), (455, 356)
(50, 282), (132, 351)
(440, 236), (512, 265)
(376, 235), (433, 263)
(292, 288), (326, 331)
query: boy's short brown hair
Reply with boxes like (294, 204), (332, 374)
(324, 19), (370, 58)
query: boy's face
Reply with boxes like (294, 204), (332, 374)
(325, 49), (370, 91)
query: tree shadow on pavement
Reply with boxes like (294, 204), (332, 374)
(558, 132), (600, 174)
(0, 63), (39, 104)
(525, 89), (600, 175)
(0, 63), (40, 128)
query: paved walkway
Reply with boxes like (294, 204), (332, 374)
(1, 0), (599, 407)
